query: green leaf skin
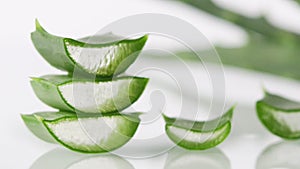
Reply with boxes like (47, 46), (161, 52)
(31, 19), (148, 77)
(30, 75), (148, 114)
(163, 107), (234, 150)
(256, 91), (300, 139)
(21, 111), (140, 153)
(21, 113), (57, 143)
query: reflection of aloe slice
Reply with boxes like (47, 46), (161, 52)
(256, 141), (300, 169)
(30, 75), (148, 113)
(31, 20), (147, 76)
(163, 107), (234, 150)
(256, 91), (300, 139)
(165, 147), (230, 169)
(21, 111), (140, 153)
(29, 148), (134, 169)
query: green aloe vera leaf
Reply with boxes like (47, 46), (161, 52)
(21, 111), (140, 153)
(180, 0), (300, 44)
(256, 90), (300, 139)
(30, 75), (148, 113)
(163, 107), (234, 150)
(178, 0), (300, 81)
(31, 19), (148, 76)
(173, 38), (300, 81)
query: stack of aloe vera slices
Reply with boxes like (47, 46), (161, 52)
(23, 20), (235, 152)
(22, 20), (149, 153)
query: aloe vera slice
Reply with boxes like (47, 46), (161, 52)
(163, 107), (234, 150)
(30, 75), (148, 113)
(31, 20), (148, 76)
(256, 91), (300, 139)
(21, 111), (140, 153)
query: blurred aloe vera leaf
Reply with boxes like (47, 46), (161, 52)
(177, 0), (300, 80)
(180, 0), (300, 43)
(175, 38), (300, 80)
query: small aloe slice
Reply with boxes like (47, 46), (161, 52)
(163, 107), (234, 150)
(256, 90), (300, 139)
(30, 75), (148, 113)
(31, 20), (148, 76)
(21, 111), (140, 153)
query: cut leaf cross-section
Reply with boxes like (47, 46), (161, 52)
(21, 111), (140, 153)
(31, 20), (148, 76)
(163, 107), (234, 150)
(30, 75), (148, 114)
(256, 91), (300, 139)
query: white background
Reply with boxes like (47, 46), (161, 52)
(1, 0), (300, 168)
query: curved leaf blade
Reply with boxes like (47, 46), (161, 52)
(22, 111), (141, 153)
(163, 107), (234, 150)
(30, 75), (148, 114)
(31, 20), (147, 76)
(256, 90), (300, 139)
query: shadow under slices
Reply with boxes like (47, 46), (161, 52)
(164, 147), (231, 169)
(256, 141), (300, 169)
(29, 148), (134, 169)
